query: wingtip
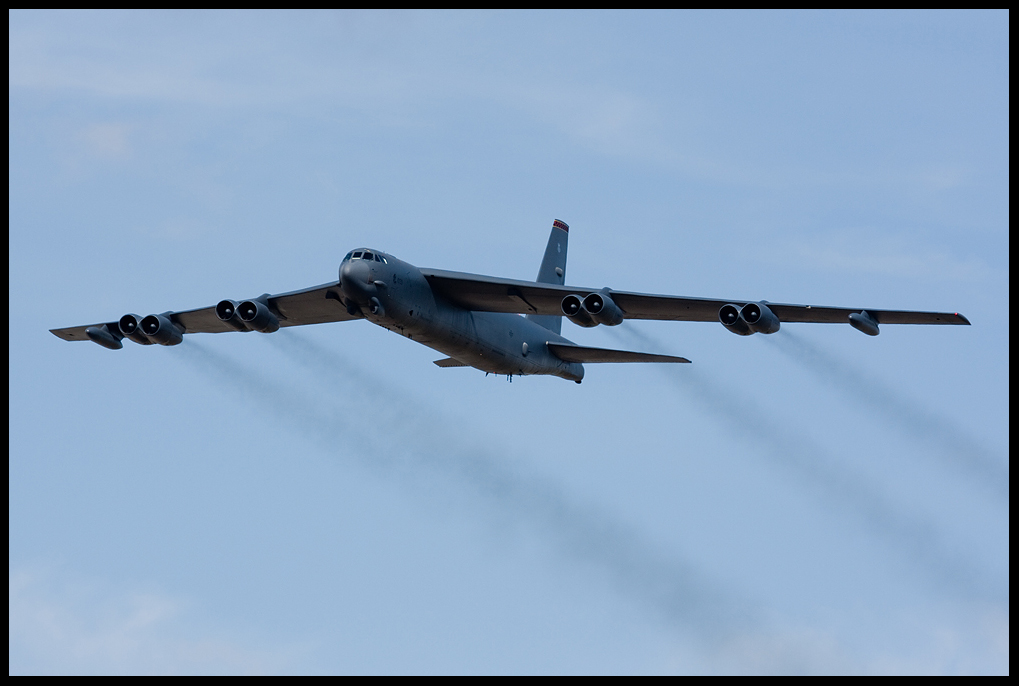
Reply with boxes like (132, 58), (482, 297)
(50, 327), (80, 341)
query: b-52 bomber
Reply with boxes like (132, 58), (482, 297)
(52, 219), (969, 383)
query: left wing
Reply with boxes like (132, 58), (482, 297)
(51, 281), (358, 345)
(421, 269), (970, 327)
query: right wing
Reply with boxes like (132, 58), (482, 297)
(51, 281), (358, 344)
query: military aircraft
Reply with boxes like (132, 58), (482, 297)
(51, 219), (969, 383)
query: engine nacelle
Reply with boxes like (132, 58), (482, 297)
(561, 294), (597, 327)
(582, 291), (624, 326)
(238, 299), (280, 333)
(741, 302), (780, 334)
(216, 299), (251, 331)
(718, 304), (753, 336)
(140, 314), (184, 346)
(118, 314), (155, 345)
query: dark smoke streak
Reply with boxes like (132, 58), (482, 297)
(173, 337), (757, 642)
(765, 330), (1008, 499)
(613, 325), (1005, 603)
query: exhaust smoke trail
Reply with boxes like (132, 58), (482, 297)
(612, 325), (1005, 603)
(764, 330), (1008, 499)
(172, 337), (757, 644)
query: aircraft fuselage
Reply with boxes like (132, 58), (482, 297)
(339, 250), (585, 382)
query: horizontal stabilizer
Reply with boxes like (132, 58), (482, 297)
(434, 357), (470, 368)
(546, 342), (690, 364)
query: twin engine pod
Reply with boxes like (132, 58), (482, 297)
(561, 291), (624, 327)
(718, 302), (781, 336)
(216, 298), (280, 333)
(117, 313), (183, 346)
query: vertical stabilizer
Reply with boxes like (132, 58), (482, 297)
(526, 219), (569, 334)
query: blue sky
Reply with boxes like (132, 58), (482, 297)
(9, 10), (1008, 674)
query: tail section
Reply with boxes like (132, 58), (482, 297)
(526, 219), (569, 334)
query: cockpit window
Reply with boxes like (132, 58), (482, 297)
(347, 249), (386, 263)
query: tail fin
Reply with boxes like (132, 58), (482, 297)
(526, 219), (569, 334)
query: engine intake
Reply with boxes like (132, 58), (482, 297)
(238, 299), (280, 333)
(140, 314), (184, 346)
(741, 302), (780, 334)
(118, 314), (154, 345)
(561, 294), (596, 327)
(718, 304), (752, 336)
(582, 291), (624, 326)
(216, 299), (250, 331)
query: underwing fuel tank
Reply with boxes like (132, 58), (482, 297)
(85, 324), (123, 350)
(848, 311), (880, 336)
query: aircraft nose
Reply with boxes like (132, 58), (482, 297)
(341, 259), (370, 283)
(340, 259), (372, 301)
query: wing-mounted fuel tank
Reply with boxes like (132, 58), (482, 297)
(561, 290), (625, 327)
(848, 310), (880, 336)
(84, 324), (124, 350)
(719, 302), (781, 336)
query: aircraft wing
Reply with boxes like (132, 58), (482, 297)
(546, 342), (690, 364)
(50, 281), (357, 343)
(420, 269), (970, 326)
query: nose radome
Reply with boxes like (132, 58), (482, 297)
(340, 258), (373, 303)
(341, 258), (370, 284)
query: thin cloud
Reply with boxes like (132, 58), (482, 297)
(9, 565), (294, 675)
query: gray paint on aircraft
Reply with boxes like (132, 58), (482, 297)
(50, 220), (970, 383)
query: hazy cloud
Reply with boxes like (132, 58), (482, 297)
(9, 566), (295, 675)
